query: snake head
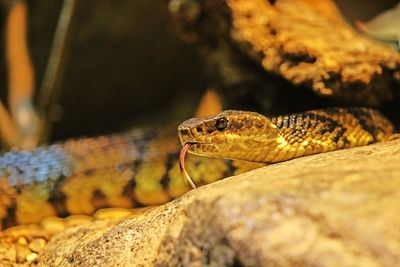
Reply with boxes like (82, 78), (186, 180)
(178, 110), (279, 162)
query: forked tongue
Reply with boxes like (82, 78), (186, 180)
(179, 143), (197, 189)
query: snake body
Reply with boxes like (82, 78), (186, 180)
(0, 107), (395, 229)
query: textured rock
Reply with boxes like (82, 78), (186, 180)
(40, 139), (400, 266)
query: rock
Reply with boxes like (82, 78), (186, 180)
(39, 139), (400, 266)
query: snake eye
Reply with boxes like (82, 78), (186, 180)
(215, 117), (228, 131)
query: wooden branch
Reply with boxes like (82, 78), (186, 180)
(6, 1), (34, 112)
(4, 1), (40, 149)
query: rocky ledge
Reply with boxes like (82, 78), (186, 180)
(40, 139), (400, 266)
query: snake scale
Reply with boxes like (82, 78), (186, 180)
(0, 107), (395, 230)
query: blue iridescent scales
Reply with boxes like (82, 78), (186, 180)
(0, 146), (74, 186)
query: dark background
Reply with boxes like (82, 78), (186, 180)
(0, 0), (398, 141)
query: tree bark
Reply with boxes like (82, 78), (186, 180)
(170, 0), (400, 106)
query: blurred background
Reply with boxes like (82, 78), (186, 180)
(0, 0), (398, 142)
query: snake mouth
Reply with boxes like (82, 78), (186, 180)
(180, 139), (213, 150)
(184, 141), (216, 154)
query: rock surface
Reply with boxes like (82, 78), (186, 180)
(39, 139), (400, 266)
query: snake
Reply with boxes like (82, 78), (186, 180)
(0, 107), (395, 229)
(178, 107), (395, 187)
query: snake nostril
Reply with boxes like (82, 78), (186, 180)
(196, 126), (203, 133)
